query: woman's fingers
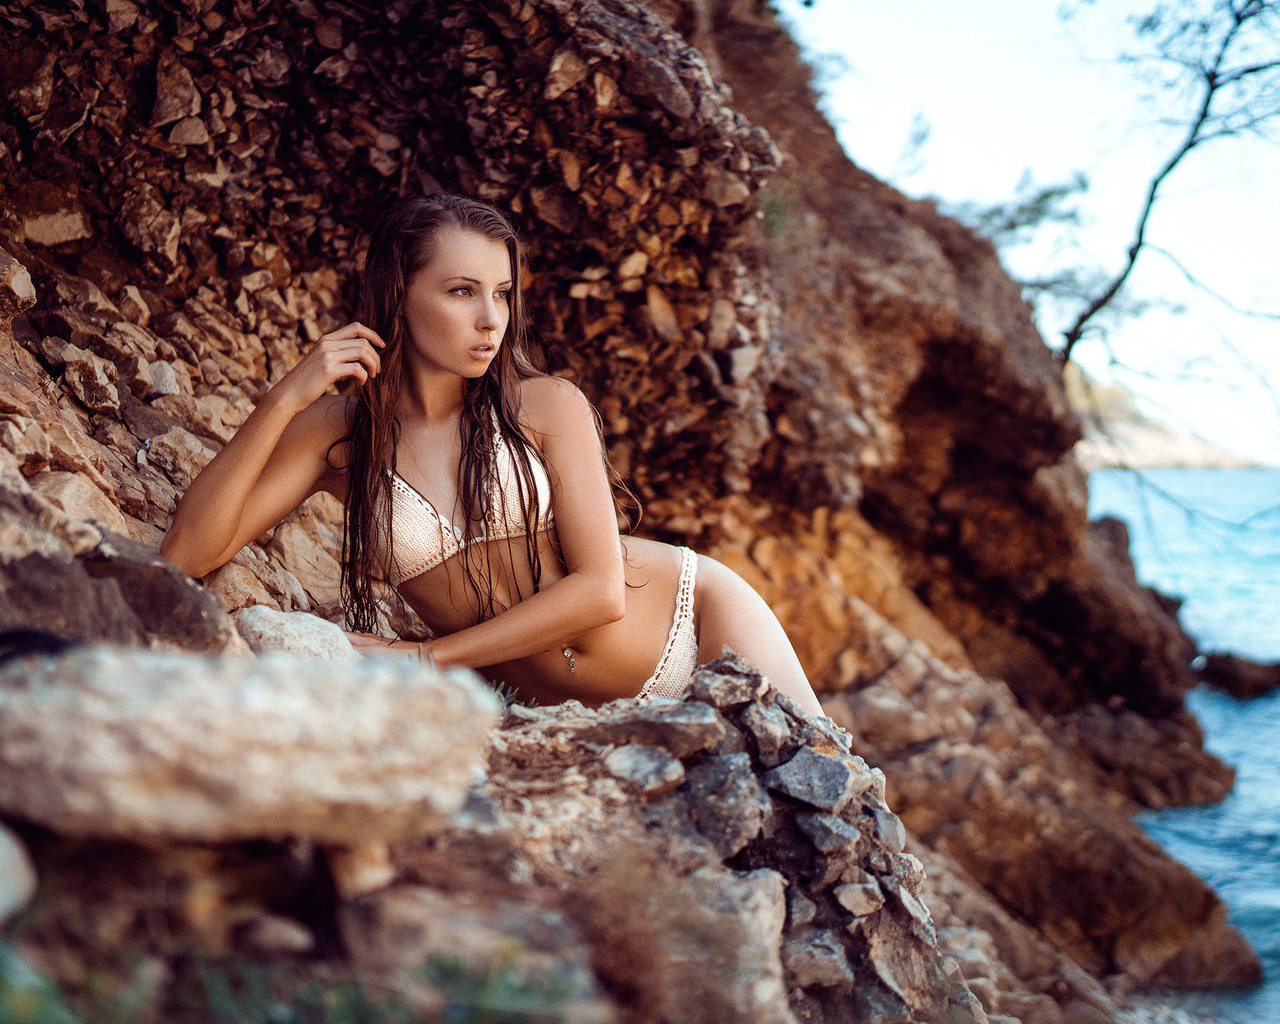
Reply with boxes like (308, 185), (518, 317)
(312, 324), (385, 383)
(270, 322), (387, 412)
(321, 339), (378, 380)
(321, 321), (386, 350)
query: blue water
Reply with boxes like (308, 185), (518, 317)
(1089, 468), (1280, 1023)
(1089, 468), (1280, 661)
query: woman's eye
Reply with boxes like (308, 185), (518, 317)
(451, 286), (472, 296)
(495, 289), (509, 301)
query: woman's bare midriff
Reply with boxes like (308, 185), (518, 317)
(397, 536), (686, 706)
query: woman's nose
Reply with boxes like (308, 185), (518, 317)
(477, 298), (500, 331)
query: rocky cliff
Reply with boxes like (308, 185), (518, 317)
(0, 0), (1263, 1021)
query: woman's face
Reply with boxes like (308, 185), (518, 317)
(401, 227), (512, 380)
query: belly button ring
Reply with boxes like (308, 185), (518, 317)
(562, 646), (576, 672)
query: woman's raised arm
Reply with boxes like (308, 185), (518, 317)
(160, 323), (384, 578)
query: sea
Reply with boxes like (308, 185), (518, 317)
(1088, 467), (1280, 1024)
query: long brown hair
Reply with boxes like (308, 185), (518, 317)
(341, 194), (550, 632)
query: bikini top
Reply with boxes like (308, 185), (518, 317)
(384, 432), (555, 586)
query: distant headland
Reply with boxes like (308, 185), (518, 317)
(1066, 362), (1261, 471)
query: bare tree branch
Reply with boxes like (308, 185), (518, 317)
(1145, 243), (1280, 320)
(1057, 0), (1271, 362)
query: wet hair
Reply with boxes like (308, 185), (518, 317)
(341, 193), (550, 632)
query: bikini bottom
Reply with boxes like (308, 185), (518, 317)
(637, 546), (698, 699)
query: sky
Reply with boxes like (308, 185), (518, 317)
(772, 0), (1280, 465)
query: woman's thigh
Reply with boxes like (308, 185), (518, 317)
(693, 554), (822, 713)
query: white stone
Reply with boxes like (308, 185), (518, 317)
(146, 360), (181, 398)
(24, 209), (92, 246)
(0, 647), (501, 843)
(236, 605), (359, 661)
(0, 821), (36, 925)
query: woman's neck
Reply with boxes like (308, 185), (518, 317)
(398, 367), (467, 424)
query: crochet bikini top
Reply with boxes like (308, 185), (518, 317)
(385, 433), (554, 587)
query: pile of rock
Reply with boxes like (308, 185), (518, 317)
(3, 644), (1123, 1022)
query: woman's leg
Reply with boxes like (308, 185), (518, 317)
(693, 554), (825, 716)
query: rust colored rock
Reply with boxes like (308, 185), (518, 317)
(119, 183), (181, 273)
(24, 208), (93, 247)
(0, 248), (36, 322)
(61, 344), (120, 413)
(145, 425), (215, 490)
(1199, 652), (1280, 699)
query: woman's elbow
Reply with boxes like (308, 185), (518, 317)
(598, 577), (627, 625)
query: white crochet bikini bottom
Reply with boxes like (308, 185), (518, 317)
(638, 546), (699, 699)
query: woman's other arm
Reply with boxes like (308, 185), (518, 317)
(160, 323), (384, 578)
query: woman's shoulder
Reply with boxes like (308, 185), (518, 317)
(517, 375), (595, 441)
(518, 374), (590, 416)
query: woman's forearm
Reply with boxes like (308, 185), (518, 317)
(427, 569), (626, 670)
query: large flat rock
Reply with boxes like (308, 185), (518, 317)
(0, 647), (501, 843)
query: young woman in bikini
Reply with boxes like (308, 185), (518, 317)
(161, 194), (823, 715)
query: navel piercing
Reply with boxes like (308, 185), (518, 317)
(562, 646), (576, 672)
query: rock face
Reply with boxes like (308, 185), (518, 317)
(822, 600), (1250, 990)
(0, 0), (1262, 1017)
(0, 647), (501, 843)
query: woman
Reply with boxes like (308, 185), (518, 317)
(161, 194), (823, 714)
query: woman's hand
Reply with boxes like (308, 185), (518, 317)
(273, 322), (386, 415)
(343, 630), (401, 657)
(343, 631), (437, 664)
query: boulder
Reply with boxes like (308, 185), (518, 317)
(235, 604), (359, 661)
(1198, 653), (1280, 699)
(484, 656), (985, 1024)
(0, 647), (501, 843)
